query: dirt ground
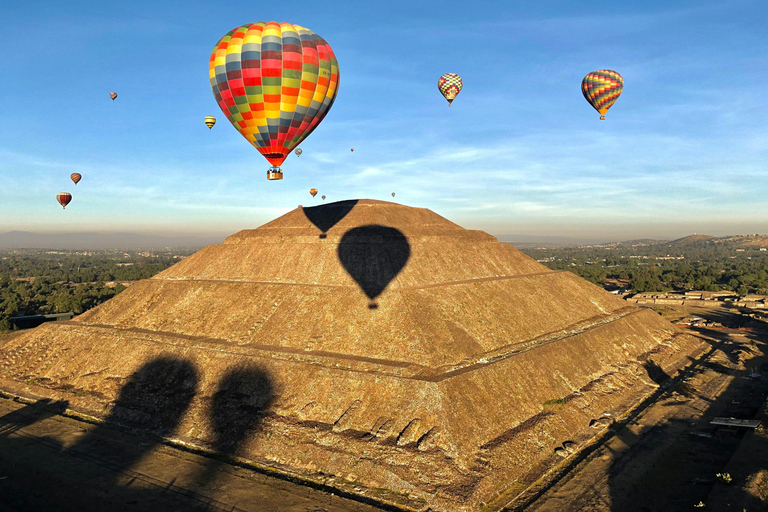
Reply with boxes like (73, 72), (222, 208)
(512, 306), (768, 512)
(0, 394), (383, 512)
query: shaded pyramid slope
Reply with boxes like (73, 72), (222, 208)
(0, 200), (706, 511)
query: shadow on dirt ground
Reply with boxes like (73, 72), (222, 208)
(0, 398), (68, 437)
(195, 364), (275, 490)
(516, 310), (768, 512)
(0, 357), (377, 512)
(0, 357), (220, 511)
(605, 315), (768, 511)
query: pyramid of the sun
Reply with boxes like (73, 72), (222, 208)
(0, 200), (705, 511)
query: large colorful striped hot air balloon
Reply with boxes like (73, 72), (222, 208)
(581, 70), (623, 120)
(438, 73), (462, 106)
(209, 22), (340, 181)
(57, 193), (72, 209)
(70, 173), (82, 185)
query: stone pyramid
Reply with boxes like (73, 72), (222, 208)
(0, 200), (705, 511)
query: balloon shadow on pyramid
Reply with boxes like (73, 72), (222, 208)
(302, 199), (358, 238)
(196, 365), (275, 489)
(338, 225), (410, 309)
(66, 357), (199, 464)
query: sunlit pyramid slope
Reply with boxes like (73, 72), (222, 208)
(0, 200), (706, 511)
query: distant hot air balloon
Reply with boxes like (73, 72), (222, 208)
(209, 22), (340, 180)
(295, 148), (303, 157)
(438, 73), (462, 106)
(70, 173), (82, 185)
(57, 193), (72, 209)
(321, 195), (326, 200)
(310, 188), (318, 198)
(391, 192), (395, 198)
(581, 70), (623, 120)
(109, 92), (118, 100)
(350, 148), (354, 152)
(204, 116), (216, 129)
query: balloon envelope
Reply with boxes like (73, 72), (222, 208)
(57, 193), (72, 209)
(391, 192), (395, 197)
(310, 188), (318, 197)
(321, 195), (326, 200)
(581, 70), (623, 120)
(209, 22), (340, 175)
(109, 92), (117, 100)
(70, 173), (82, 185)
(295, 148), (302, 157)
(438, 73), (462, 106)
(204, 116), (216, 129)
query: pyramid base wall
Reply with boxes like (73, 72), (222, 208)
(0, 312), (706, 511)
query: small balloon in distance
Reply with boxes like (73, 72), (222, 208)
(321, 195), (326, 200)
(310, 188), (318, 197)
(581, 70), (623, 120)
(438, 73), (462, 106)
(57, 193), (72, 209)
(204, 116), (216, 129)
(70, 173), (82, 185)
(391, 192), (395, 197)
(295, 148), (302, 157)
(109, 92), (117, 100)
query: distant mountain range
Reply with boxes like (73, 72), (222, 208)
(0, 231), (226, 250)
(501, 233), (768, 249)
(590, 234), (768, 249)
(495, 234), (615, 246)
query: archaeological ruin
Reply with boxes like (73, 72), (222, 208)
(0, 200), (707, 511)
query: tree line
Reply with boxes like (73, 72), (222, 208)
(0, 249), (195, 331)
(519, 245), (768, 295)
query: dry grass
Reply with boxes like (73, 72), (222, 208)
(0, 331), (23, 348)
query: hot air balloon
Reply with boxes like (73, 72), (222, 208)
(57, 193), (72, 209)
(204, 116), (216, 129)
(438, 73), (462, 106)
(310, 188), (318, 197)
(321, 195), (326, 200)
(391, 192), (395, 198)
(581, 70), (623, 120)
(70, 173), (82, 185)
(295, 148), (303, 157)
(350, 148), (354, 152)
(109, 92), (118, 100)
(209, 22), (340, 180)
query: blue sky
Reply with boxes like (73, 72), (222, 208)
(1, 0), (766, 241)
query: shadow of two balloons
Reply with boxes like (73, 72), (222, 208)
(0, 357), (278, 511)
(98, 358), (274, 462)
(302, 200), (411, 308)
